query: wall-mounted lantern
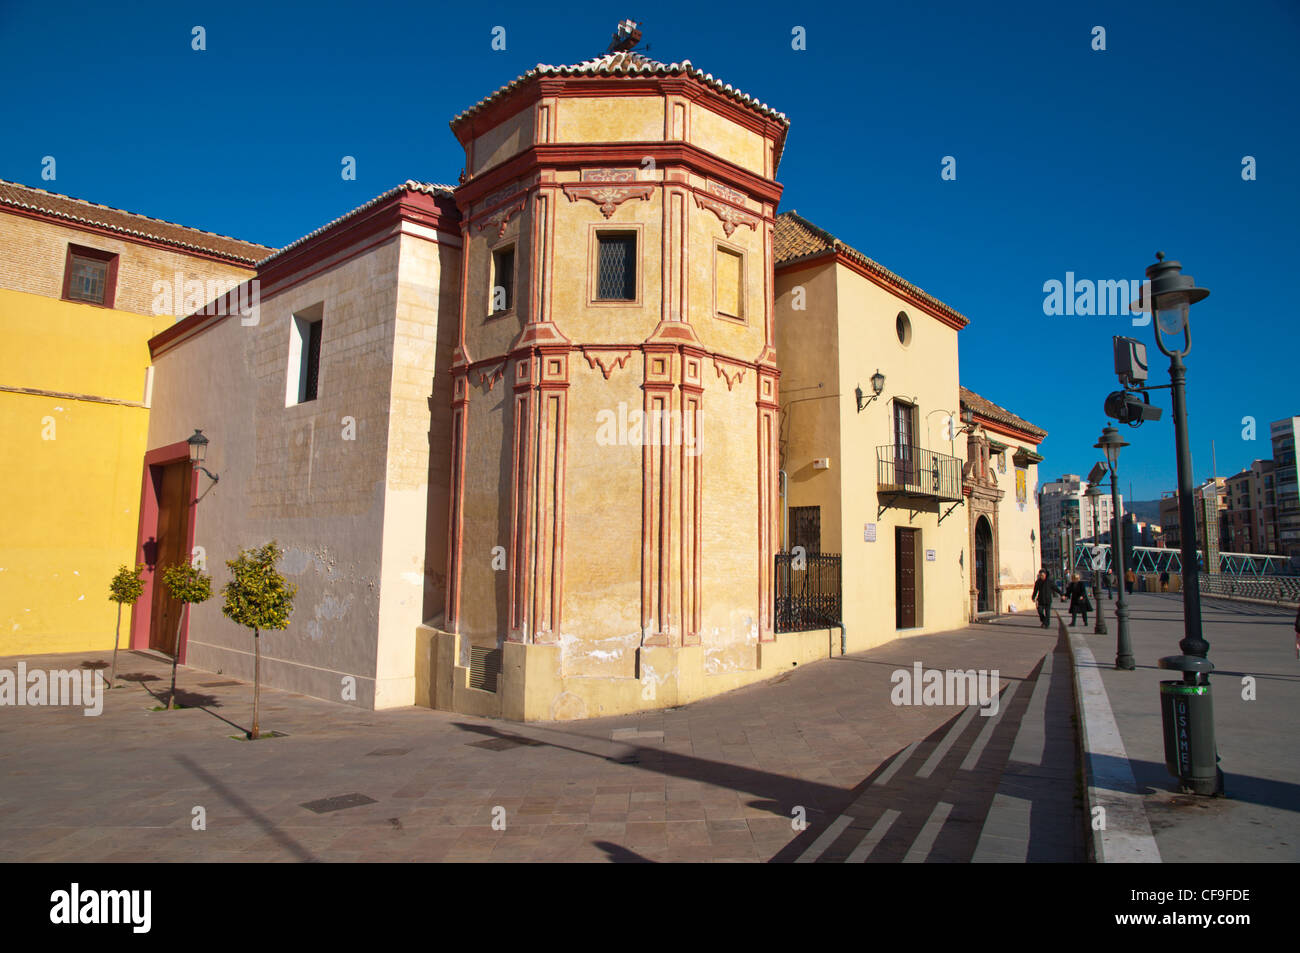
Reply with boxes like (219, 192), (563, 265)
(187, 429), (220, 486)
(856, 369), (885, 413)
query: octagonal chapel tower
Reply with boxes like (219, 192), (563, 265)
(439, 48), (788, 720)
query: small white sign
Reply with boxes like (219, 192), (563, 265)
(925, 549), (936, 562)
(864, 523), (876, 542)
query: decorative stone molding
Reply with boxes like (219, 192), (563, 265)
(562, 181), (654, 219)
(713, 357), (746, 391)
(581, 348), (632, 380)
(478, 199), (525, 237)
(477, 363), (506, 392)
(693, 192), (757, 238)
(706, 180), (746, 205)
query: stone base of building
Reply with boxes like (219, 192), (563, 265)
(414, 624), (845, 721)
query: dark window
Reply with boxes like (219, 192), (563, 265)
(62, 244), (118, 307)
(597, 232), (636, 300)
(303, 318), (322, 402)
(491, 246), (514, 314)
(790, 506), (821, 554)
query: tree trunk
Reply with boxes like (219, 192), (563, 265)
(169, 603), (185, 709)
(251, 628), (261, 740)
(109, 603), (122, 690)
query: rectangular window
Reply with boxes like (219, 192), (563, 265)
(789, 505), (821, 554)
(715, 246), (743, 318)
(596, 232), (636, 300)
(286, 304), (325, 406)
(62, 244), (118, 307)
(491, 246), (514, 315)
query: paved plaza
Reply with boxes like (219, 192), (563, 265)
(0, 618), (1077, 862)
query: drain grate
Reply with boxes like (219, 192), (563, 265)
(467, 736), (543, 751)
(199, 680), (241, 687)
(366, 747), (410, 757)
(300, 793), (377, 814)
(610, 728), (664, 741)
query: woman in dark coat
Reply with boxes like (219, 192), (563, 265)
(1063, 573), (1091, 626)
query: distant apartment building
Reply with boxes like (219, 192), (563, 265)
(1038, 473), (1117, 574)
(1271, 417), (1300, 560)
(1158, 491), (1181, 549)
(1225, 460), (1276, 554)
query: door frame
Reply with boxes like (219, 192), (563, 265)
(975, 515), (993, 613)
(130, 440), (199, 660)
(895, 526), (919, 629)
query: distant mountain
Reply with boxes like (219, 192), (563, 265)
(1125, 500), (1162, 524)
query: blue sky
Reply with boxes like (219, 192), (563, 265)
(3, 0), (1297, 501)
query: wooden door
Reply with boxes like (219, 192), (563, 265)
(896, 527), (917, 628)
(894, 401), (916, 488)
(149, 461), (193, 655)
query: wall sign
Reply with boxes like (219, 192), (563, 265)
(864, 523), (876, 542)
(925, 549), (936, 561)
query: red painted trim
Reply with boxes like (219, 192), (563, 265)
(973, 415), (1045, 445)
(776, 249), (969, 331)
(456, 142), (783, 208)
(130, 440), (199, 660)
(2, 204), (265, 267)
(61, 242), (119, 309)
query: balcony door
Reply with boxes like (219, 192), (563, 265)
(893, 400), (917, 487)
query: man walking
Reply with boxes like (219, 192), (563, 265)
(1125, 568), (1136, 595)
(1032, 570), (1061, 629)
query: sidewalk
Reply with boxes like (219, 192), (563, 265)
(1071, 592), (1300, 863)
(0, 619), (1075, 863)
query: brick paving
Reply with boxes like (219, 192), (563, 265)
(0, 618), (1080, 862)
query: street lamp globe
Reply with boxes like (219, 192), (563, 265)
(187, 429), (209, 466)
(1095, 425), (1128, 471)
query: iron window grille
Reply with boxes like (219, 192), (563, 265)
(596, 232), (636, 300)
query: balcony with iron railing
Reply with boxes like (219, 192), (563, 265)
(876, 443), (964, 502)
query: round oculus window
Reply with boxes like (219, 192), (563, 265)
(896, 312), (912, 346)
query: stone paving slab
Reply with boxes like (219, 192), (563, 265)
(0, 621), (1070, 862)
(1078, 592), (1300, 863)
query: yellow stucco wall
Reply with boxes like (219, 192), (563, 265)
(0, 288), (169, 654)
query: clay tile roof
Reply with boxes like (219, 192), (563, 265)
(256, 181), (457, 267)
(774, 211), (970, 329)
(959, 385), (1047, 440)
(450, 51), (789, 129)
(0, 178), (274, 265)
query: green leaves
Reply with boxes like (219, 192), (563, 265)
(109, 564), (146, 605)
(221, 541), (297, 632)
(160, 562), (213, 605)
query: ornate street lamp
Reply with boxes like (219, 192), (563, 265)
(1095, 427), (1130, 666)
(187, 429), (220, 486)
(856, 369), (886, 413)
(1132, 254), (1219, 795)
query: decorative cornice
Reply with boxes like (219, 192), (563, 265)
(713, 357), (747, 391)
(580, 348), (633, 379)
(693, 192), (757, 237)
(477, 363), (507, 392)
(562, 183), (654, 219)
(478, 199), (525, 238)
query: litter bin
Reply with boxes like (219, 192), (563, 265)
(1159, 680), (1221, 795)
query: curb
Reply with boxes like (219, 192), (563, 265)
(1061, 612), (1162, 863)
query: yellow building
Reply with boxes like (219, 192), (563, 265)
(0, 180), (271, 655)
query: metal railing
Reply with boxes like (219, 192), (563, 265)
(1196, 573), (1300, 607)
(876, 444), (963, 501)
(774, 552), (842, 633)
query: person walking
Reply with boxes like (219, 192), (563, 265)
(1103, 570), (1113, 600)
(1159, 570), (1170, 592)
(1063, 573), (1091, 627)
(1125, 568), (1136, 595)
(1031, 570), (1061, 629)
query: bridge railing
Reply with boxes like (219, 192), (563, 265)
(1196, 573), (1300, 607)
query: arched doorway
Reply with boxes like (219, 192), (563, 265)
(975, 516), (994, 613)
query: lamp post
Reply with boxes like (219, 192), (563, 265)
(1133, 253), (1220, 795)
(1086, 480), (1109, 635)
(1095, 428), (1131, 667)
